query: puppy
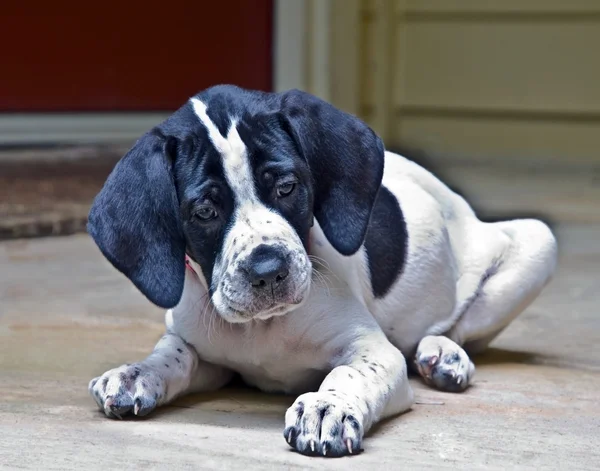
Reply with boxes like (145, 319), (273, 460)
(87, 85), (557, 457)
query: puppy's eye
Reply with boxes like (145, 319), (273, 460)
(194, 205), (218, 221)
(276, 182), (296, 198)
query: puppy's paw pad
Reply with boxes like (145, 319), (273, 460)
(89, 363), (165, 419)
(284, 391), (363, 457)
(415, 336), (474, 392)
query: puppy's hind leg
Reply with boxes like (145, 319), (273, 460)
(451, 218), (558, 355)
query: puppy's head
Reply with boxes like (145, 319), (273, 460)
(88, 85), (384, 323)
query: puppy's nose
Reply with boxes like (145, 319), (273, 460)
(245, 245), (289, 289)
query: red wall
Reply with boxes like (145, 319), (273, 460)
(0, 1), (273, 111)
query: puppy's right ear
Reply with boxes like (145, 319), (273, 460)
(87, 129), (186, 309)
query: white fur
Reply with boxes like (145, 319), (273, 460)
(91, 121), (557, 456)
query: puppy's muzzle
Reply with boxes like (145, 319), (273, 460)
(241, 244), (290, 291)
(216, 242), (310, 321)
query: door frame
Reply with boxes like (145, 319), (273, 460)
(273, 0), (332, 102)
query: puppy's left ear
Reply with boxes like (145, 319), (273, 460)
(87, 129), (186, 309)
(281, 89), (385, 255)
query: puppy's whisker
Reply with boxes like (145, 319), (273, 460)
(308, 255), (331, 271)
(313, 268), (332, 285)
(308, 254), (328, 264)
(207, 302), (221, 346)
(311, 271), (329, 295)
(199, 294), (212, 332)
(181, 291), (210, 332)
(198, 294), (220, 346)
(312, 268), (334, 296)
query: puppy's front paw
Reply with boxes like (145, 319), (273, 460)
(89, 363), (165, 419)
(284, 391), (364, 457)
(415, 335), (475, 392)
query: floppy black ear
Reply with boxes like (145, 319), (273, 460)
(87, 129), (186, 308)
(281, 89), (385, 255)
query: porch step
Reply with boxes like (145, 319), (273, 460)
(0, 144), (125, 240)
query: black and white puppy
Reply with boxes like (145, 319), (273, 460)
(88, 85), (557, 457)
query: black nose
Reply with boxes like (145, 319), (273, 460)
(245, 245), (289, 289)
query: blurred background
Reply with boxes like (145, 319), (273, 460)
(1, 0), (599, 238)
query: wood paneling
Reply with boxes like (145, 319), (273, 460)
(347, 0), (600, 165)
(393, 114), (600, 165)
(397, 22), (600, 113)
(403, 0), (600, 14)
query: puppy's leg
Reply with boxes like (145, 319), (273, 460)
(415, 219), (556, 392)
(414, 335), (475, 392)
(89, 332), (233, 418)
(284, 330), (413, 457)
(451, 219), (558, 354)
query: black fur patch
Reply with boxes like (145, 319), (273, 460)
(364, 185), (408, 298)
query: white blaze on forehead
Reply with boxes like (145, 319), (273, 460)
(190, 98), (229, 153)
(191, 98), (257, 202)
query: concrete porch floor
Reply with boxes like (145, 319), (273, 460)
(1, 222), (599, 469)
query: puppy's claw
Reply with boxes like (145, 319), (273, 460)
(347, 438), (353, 454)
(415, 336), (474, 392)
(310, 440), (315, 452)
(287, 430), (293, 444)
(323, 444), (327, 456)
(91, 364), (164, 420)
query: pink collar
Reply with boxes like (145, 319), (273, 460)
(185, 255), (197, 276)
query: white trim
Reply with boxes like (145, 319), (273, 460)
(307, 0), (332, 101)
(273, 0), (332, 100)
(273, 0), (308, 92)
(0, 113), (169, 146)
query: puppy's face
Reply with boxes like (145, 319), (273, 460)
(88, 85), (385, 323)
(177, 100), (313, 322)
